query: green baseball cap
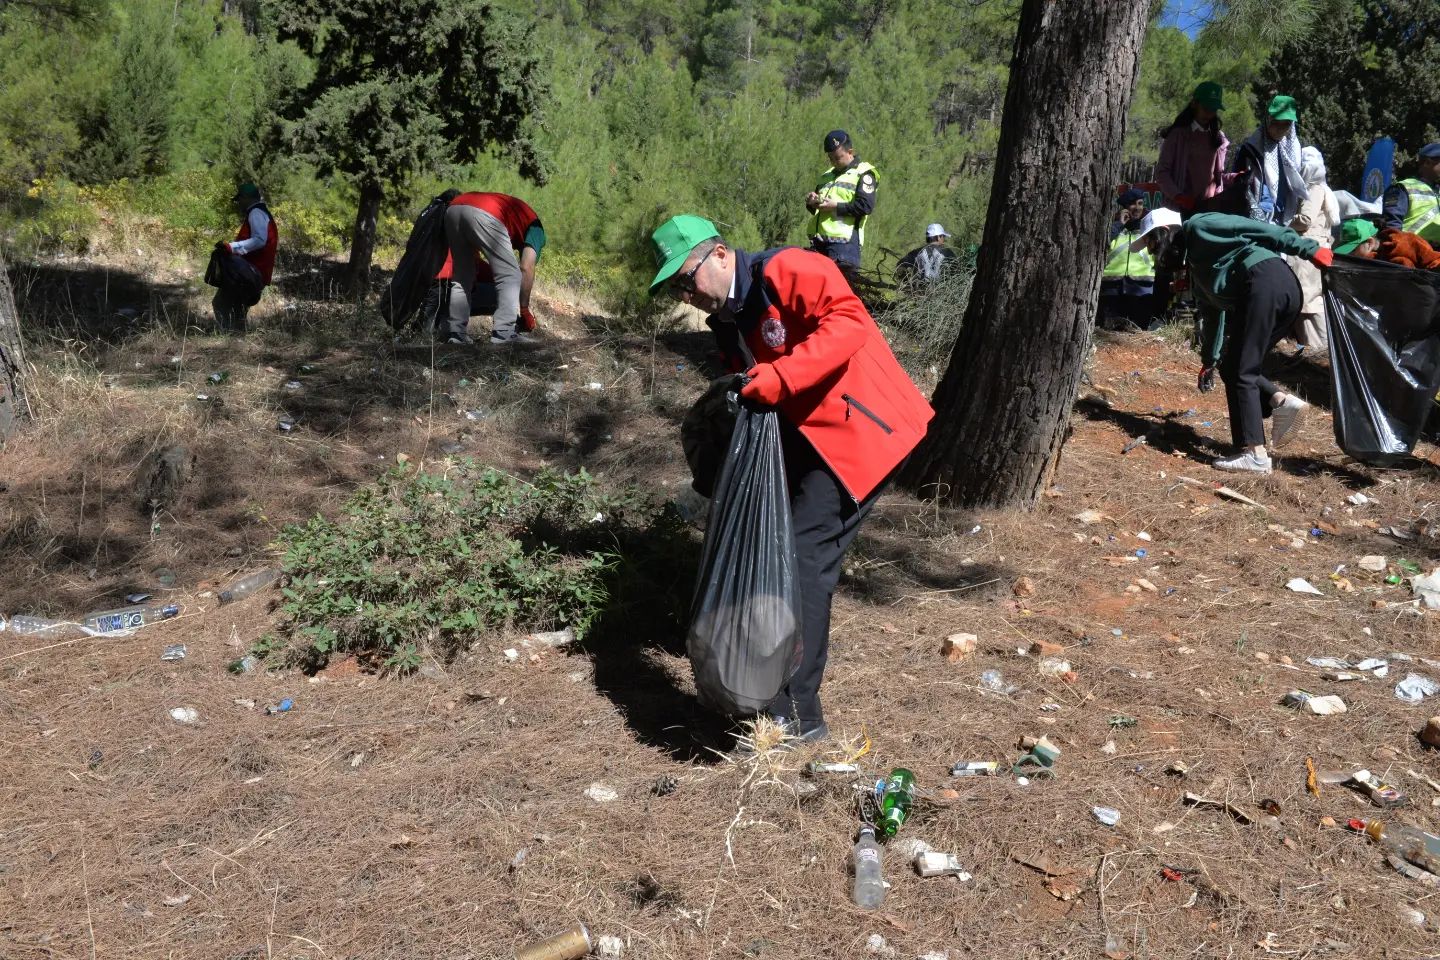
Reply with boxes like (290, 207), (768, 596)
(232, 181), (261, 202)
(649, 215), (720, 295)
(1192, 81), (1224, 111)
(1334, 218), (1378, 255)
(1267, 95), (1299, 123)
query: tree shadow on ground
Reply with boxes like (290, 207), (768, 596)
(10, 259), (200, 348)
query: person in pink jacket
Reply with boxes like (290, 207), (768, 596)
(1156, 82), (1230, 214)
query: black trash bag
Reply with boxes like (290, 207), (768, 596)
(203, 246), (263, 306)
(1325, 255), (1440, 465)
(687, 399), (803, 716)
(380, 188), (460, 332)
(681, 374), (742, 497)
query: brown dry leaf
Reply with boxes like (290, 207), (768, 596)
(1045, 875), (1083, 901)
(1013, 576), (1037, 598)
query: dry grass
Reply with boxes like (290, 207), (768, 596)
(4, 243), (1440, 959)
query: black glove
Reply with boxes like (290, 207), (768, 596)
(1197, 367), (1216, 393)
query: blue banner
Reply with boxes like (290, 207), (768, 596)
(1362, 137), (1395, 202)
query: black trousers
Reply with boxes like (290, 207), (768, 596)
(1218, 257), (1300, 448)
(766, 424), (879, 722)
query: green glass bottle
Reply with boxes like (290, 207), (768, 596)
(878, 768), (916, 838)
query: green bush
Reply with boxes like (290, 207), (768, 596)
(263, 462), (659, 671)
(7, 177), (101, 255)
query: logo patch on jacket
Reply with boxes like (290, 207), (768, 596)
(760, 317), (787, 349)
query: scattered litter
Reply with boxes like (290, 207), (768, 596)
(1396, 674), (1440, 704)
(584, 783), (619, 802)
(350, 753), (365, 768)
(168, 707), (199, 724)
(585, 381), (604, 391)
(1183, 791), (1257, 825)
(1164, 761), (1189, 777)
(1322, 670), (1365, 682)
(162, 894), (191, 907)
(514, 924), (593, 960)
(207, 371), (228, 384)
(283, 379), (302, 390)
(503, 648), (520, 662)
(651, 775), (678, 796)
(915, 851), (971, 880)
(228, 655), (259, 674)
(1216, 486), (1264, 508)
(1013, 735), (1061, 776)
(1359, 555), (1388, 572)
(160, 644), (187, 662)
(978, 670), (1018, 695)
(126, 592), (151, 604)
(1282, 690), (1347, 715)
(1038, 657), (1072, 677)
(1420, 719), (1440, 750)
(1286, 578), (1324, 595)
(276, 418), (296, 433)
(1347, 492), (1371, 506)
(233, 698), (255, 709)
(215, 569), (275, 605)
(1135, 531), (1152, 541)
(596, 934), (625, 959)
(1099, 741), (1117, 755)
(949, 761), (1000, 777)
(864, 934), (895, 958)
(525, 626), (577, 649)
(1013, 576), (1037, 598)
(1307, 656), (1351, 670)
(1039, 703), (1061, 713)
(1073, 509), (1110, 525)
(1350, 770), (1407, 807)
(1412, 570), (1440, 610)
(808, 761), (860, 776)
(264, 698), (293, 715)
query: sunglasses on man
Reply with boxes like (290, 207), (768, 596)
(669, 245), (716, 298)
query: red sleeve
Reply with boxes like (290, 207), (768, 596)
(764, 250), (870, 396)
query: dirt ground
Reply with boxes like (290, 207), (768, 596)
(4, 243), (1440, 960)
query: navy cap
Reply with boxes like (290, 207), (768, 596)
(823, 129), (851, 151)
(1420, 143), (1440, 159)
(1117, 188), (1147, 207)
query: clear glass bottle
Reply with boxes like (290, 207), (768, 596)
(1365, 820), (1440, 874)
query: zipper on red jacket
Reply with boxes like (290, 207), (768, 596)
(842, 393), (893, 434)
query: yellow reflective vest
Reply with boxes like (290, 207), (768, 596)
(1102, 230), (1155, 282)
(810, 161), (877, 244)
(1399, 178), (1440, 244)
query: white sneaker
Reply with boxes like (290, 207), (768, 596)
(1213, 450), (1272, 475)
(1270, 394), (1308, 449)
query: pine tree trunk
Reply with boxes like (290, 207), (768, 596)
(899, 0), (1150, 508)
(347, 181), (384, 291)
(0, 247), (31, 440)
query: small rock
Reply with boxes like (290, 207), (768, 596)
(1013, 576), (1037, 598)
(1277, 655), (1293, 665)
(584, 783), (619, 803)
(1255, 652), (1270, 662)
(1319, 816), (1337, 828)
(1135, 531), (1152, 542)
(940, 633), (977, 662)
(1136, 578), (1158, 593)
(162, 894), (191, 907)
(1420, 716), (1440, 749)
(1029, 639), (1065, 657)
(1359, 555), (1387, 572)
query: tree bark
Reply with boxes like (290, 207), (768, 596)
(347, 180), (384, 291)
(899, 0), (1150, 508)
(0, 246), (31, 440)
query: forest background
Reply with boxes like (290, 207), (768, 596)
(0, 0), (1433, 316)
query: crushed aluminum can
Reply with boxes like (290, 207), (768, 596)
(915, 850), (972, 879)
(949, 761), (1000, 777)
(126, 592), (152, 604)
(806, 761), (860, 776)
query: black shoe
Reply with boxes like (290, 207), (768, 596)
(444, 334), (473, 345)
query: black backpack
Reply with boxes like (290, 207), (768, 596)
(380, 188), (460, 331)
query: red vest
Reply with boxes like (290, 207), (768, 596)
(716, 248), (934, 501)
(236, 203), (279, 285)
(449, 193), (539, 249)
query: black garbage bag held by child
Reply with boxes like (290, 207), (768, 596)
(687, 392), (803, 717)
(1324, 255), (1440, 465)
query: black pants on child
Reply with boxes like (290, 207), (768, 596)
(765, 424), (880, 723)
(1218, 257), (1301, 448)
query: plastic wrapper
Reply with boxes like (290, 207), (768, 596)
(1325, 255), (1440, 464)
(687, 399), (802, 716)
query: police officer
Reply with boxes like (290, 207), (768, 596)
(1099, 189), (1158, 331)
(1382, 142), (1440, 244)
(806, 130), (878, 280)
(649, 214), (932, 747)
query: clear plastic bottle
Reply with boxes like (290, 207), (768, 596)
(5, 615), (82, 638)
(851, 825), (886, 909)
(1365, 820), (1440, 874)
(81, 603), (180, 636)
(219, 569), (279, 605)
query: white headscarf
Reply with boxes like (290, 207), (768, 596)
(1300, 145), (1341, 227)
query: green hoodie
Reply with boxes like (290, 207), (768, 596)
(1184, 212), (1319, 313)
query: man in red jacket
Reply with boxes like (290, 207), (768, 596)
(651, 214), (935, 745)
(443, 192), (544, 344)
(214, 182), (278, 333)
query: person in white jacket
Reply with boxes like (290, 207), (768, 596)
(1286, 146), (1339, 353)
